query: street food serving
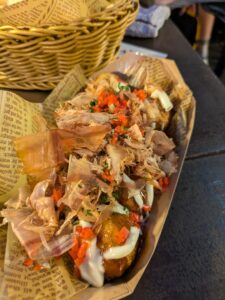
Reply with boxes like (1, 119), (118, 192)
(1, 70), (179, 287)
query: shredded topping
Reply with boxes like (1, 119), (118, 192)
(1, 71), (179, 287)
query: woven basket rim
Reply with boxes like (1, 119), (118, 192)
(0, 0), (138, 31)
(0, 0), (139, 91)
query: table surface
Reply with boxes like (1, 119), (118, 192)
(124, 21), (225, 300)
(7, 20), (225, 300)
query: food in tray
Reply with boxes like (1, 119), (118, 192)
(1, 72), (178, 287)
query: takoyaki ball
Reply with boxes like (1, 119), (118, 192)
(97, 213), (139, 279)
(118, 188), (139, 213)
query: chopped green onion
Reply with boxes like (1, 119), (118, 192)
(123, 206), (129, 213)
(112, 191), (119, 200)
(116, 82), (131, 92)
(100, 193), (110, 204)
(90, 99), (97, 106)
(124, 85), (130, 91)
(84, 209), (93, 216)
(71, 218), (79, 226)
(118, 134), (126, 141)
(103, 161), (109, 170)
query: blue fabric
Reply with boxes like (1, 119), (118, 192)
(126, 5), (171, 38)
(126, 21), (159, 38)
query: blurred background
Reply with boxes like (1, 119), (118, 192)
(133, 1), (225, 86)
(171, 3), (225, 85)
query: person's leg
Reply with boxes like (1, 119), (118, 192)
(195, 5), (215, 64)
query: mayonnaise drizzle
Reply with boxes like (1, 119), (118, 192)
(151, 89), (173, 112)
(79, 237), (104, 287)
(146, 183), (154, 207)
(123, 173), (143, 208)
(77, 220), (104, 287)
(112, 201), (129, 215)
(79, 220), (91, 228)
(103, 226), (140, 260)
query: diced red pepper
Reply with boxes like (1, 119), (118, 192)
(120, 100), (128, 109)
(114, 104), (127, 113)
(159, 176), (170, 192)
(98, 91), (120, 110)
(93, 106), (102, 112)
(111, 133), (118, 145)
(98, 91), (109, 108)
(133, 89), (147, 101)
(75, 242), (89, 266)
(69, 249), (77, 261)
(80, 227), (95, 240)
(33, 264), (43, 271)
(117, 114), (129, 127)
(101, 170), (114, 182)
(129, 212), (140, 227)
(114, 126), (125, 135)
(77, 242), (89, 258)
(107, 94), (119, 106)
(74, 265), (81, 279)
(114, 106), (121, 113)
(92, 90), (129, 114)
(69, 237), (79, 260)
(164, 176), (170, 186)
(115, 99), (128, 112)
(76, 226), (82, 234)
(115, 226), (130, 245)
(75, 258), (82, 267)
(112, 114), (128, 128)
(52, 188), (62, 203)
(143, 204), (151, 213)
(23, 258), (33, 267)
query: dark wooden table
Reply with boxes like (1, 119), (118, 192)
(9, 20), (225, 300)
(124, 20), (225, 300)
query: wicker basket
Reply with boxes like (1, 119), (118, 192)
(0, 0), (138, 90)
